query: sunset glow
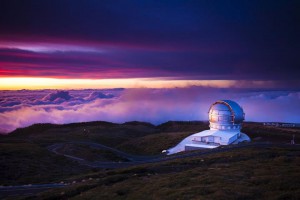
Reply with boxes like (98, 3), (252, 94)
(0, 77), (239, 90)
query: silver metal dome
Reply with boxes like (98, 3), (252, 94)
(208, 100), (245, 130)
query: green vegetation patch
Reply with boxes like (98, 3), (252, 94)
(57, 143), (129, 162)
(0, 142), (89, 185)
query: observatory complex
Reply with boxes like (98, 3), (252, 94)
(166, 100), (250, 155)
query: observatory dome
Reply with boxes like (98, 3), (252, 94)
(165, 99), (250, 155)
(208, 100), (245, 131)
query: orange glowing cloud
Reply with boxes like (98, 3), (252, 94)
(0, 77), (290, 90)
(0, 77), (235, 90)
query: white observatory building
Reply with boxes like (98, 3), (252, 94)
(166, 100), (250, 155)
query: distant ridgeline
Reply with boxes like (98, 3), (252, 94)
(263, 122), (300, 127)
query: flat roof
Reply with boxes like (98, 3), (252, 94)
(192, 129), (238, 139)
(185, 143), (218, 149)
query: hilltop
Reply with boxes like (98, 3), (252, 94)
(0, 121), (299, 199)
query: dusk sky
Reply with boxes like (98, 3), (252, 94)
(0, 0), (299, 89)
(0, 0), (299, 132)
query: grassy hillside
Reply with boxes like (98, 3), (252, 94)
(242, 122), (299, 143)
(0, 121), (160, 186)
(1, 121), (209, 156)
(0, 142), (89, 185)
(3, 121), (159, 147)
(1, 120), (299, 199)
(27, 145), (300, 200)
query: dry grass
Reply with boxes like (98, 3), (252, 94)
(32, 146), (300, 200)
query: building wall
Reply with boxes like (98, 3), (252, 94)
(228, 133), (238, 144)
(214, 136), (221, 144)
(185, 146), (206, 151)
(199, 136), (222, 144)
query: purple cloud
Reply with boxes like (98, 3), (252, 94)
(85, 91), (114, 101)
(0, 88), (299, 134)
(0, 89), (116, 113)
(42, 91), (73, 102)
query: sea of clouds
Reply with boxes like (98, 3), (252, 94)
(0, 87), (299, 134)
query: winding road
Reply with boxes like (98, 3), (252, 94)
(48, 141), (300, 168)
(1, 141), (299, 198)
(47, 141), (161, 168)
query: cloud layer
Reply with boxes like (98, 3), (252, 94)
(0, 1), (299, 81)
(0, 88), (299, 134)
